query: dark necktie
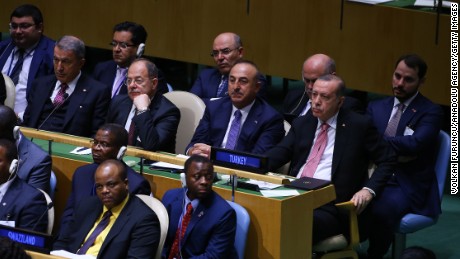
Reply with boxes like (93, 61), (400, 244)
(53, 83), (69, 107)
(384, 103), (405, 137)
(168, 203), (193, 259)
(217, 75), (228, 97)
(128, 109), (137, 145)
(77, 210), (112, 255)
(301, 123), (330, 178)
(10, 49), (25, 85)
(225, 110), (242, 150)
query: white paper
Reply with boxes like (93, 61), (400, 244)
(0, 221), (15, 227)
(50, 250), (96, 258)
(347, 0), (392, 5)
(404, 127), (414, 136)
(70, 147), (92, 155)
(150, 161), (184, 170)
(260, 189), (300, 198)
(414, 0), (454, 8)
(246, 179), (283, 190)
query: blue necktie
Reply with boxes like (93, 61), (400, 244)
(217, 75), (228, 97)
(77, 210), (112, 254)
(10, 49), (25, 85)
(384, 103), (405, 137)
(225, 110), (242, 150)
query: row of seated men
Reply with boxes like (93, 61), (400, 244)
(0, 121), (235, 258)
(0, 4), (444, 259)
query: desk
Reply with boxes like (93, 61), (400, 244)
(26, 251), (65, 259)
(21, 128), (336, 258)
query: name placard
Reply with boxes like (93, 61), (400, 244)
(210, 147), (268, 174)
(0, 224), (52, 253)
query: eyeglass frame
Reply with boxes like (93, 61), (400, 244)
(90, 139), (113, 149)
(109, 41), (136, 49)
(210, 47), (240, 57)
(9, 23), (36, 31)
(124, 77), (155, 86)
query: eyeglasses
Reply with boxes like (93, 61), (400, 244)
(125, 77), (150, 86)
(210, 47), (239, 57)
(109, 41), (136, 49)
(303, 77), (317, 85)
(9, 23), (35, 31)
(90, 140), (112, 149)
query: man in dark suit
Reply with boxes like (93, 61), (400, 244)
(186, 60), (284, 157)
(92, 21), (168, 97)
(60, 123), (151, 235)
(162, 155), (236, 258)
(366, 54), (443, 258)
(190, 32), (267, 104)
(266, 74), (396, 244)
(0, 139), (48, 233)
(54, 159), (160, 258)
(0, 4), (55, 120)
(23, 35), (111, 137)
(0, 105), (51, 193)
(282, 54), (363, 123)
(107, 59), (180, 153)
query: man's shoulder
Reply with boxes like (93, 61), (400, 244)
(38, 36), (55, 50)
(10, 177), (45, 199)
(254, 98), (283, 118)
(198, 68), (220, 78)
(78, 73), (108, 89)
(73, 163), (97, 179)
(204, 191), (235, 214)
(94, 60), (116, 71)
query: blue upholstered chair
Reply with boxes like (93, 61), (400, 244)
(227, 201), (250, 259)
(392, 130), (451, 259)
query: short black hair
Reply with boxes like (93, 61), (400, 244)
(0, 105), (18, 141)
(395, 54), (428, 80)
(98, 159), (127, 180)
(113, 21), (147, 46)
(0, 139), (18, 163)
(184, 155), (214, 174)
(10, 4), (44, 26)
(98, 123), (128, 148)
(401, 246), (436, 259)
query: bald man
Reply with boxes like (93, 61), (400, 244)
(190, 32), (267, 104)
(282, 54), (363, 123)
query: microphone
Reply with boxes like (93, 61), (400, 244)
(37, 93), (70, 130)
(32, 201), (54, 232)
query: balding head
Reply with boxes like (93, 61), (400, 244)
(302, 54), (336, 97)
(211, 32), (244, 75)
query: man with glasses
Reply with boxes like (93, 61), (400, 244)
(23, 35), (111, 137)
(0, 4), (55, 120)
(190, 32), (267, 104)
(59, 123), (150, 236)
(107, 59), (180, 153)
(282, 54), (363, 123)
(92, 21), (168, 98)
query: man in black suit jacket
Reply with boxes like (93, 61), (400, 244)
(266, 75), (396, 244)
(92, 21), (168, 97)
(282, 54), (363, 123)
(107, 59), (180, 153)
(54, 159), (160, 258)
(23, 35), (111, 137)
(59, 123), (151, 236)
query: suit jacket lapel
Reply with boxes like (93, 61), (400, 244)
(76, 205), (103, 249)
(291, 116), (317, 176)
(397, 95), (421, 135)
(215, 100), (233, 146)
(332, 111), (350, 176)
(0, 178), (20, 220)
(182, 200), (207, 243)
(64, 74), (88, 127)
(32, 77), (56, 126)
(0, 40), (14, 68)
(237, 100), (262, 149)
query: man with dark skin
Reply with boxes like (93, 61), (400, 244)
(162, 155), (237, 258)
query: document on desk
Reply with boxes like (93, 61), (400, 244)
(69, 147), (91, 155)
(414, 0), (454, 8)
(260, 189), (300, 198)
(246, 179), (283, 190)
(347, 0), (392, 5)
(51, 250), (96, 258)
(150, 161), (184, 170)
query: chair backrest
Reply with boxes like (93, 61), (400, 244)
(227, 201), (250, 259)
(136, 194), (169, 259)
(49, 171), (57, 199)
(435, 130), (450, 199)
(2, 74), (15, 109)
(163, 91), (206, 154)
(37, 189), (54, 235)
